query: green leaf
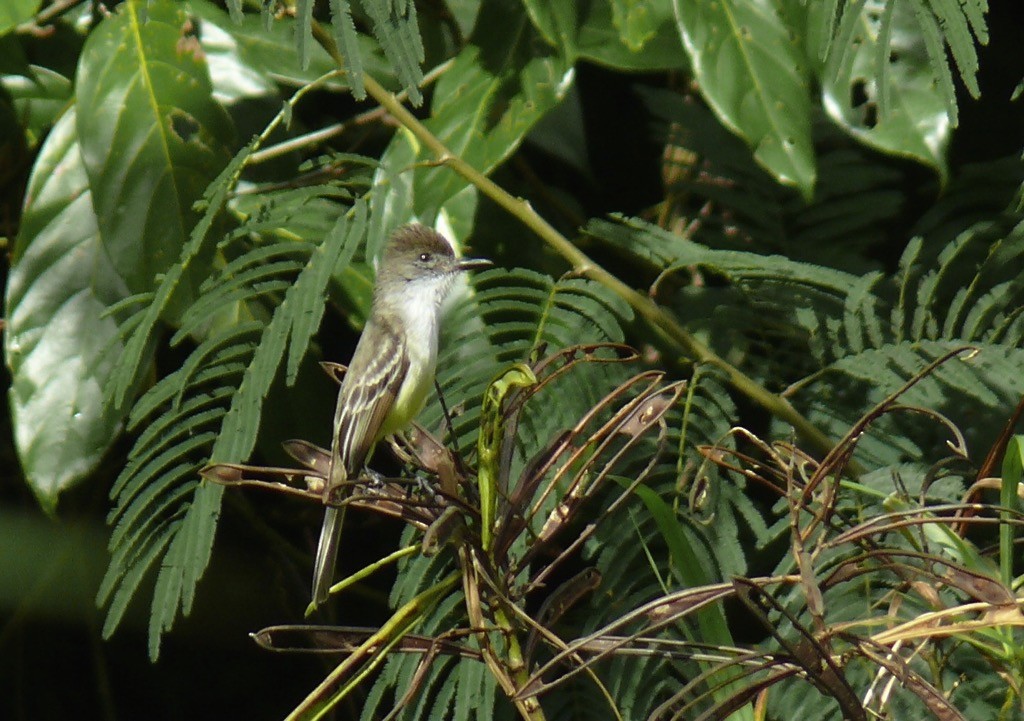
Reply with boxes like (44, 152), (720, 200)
(4, 110), (126, 511)
(187, 0), (336, 89)
(361, 0), (424, 105)
(109, 139), (254, 409)
(186, 0), (400, 99)
(925, 0), (983, 98)
(811, 0), (988, 129)
(671, 0), (816, 198)
(613, 0), (661, 49)
(328, 0), (365, 99)
(477, 363), (537, 551)
(811, 1), (950, 179)
(373, 0), (572, 229)
(579, 3), (685, 71)
(522, 0), (686, 71)
(1, 63), (73, 148)
(0, 0), (37, 36)
(101, 195), (367, 658)
(296, 0), (314, 70)
(75, 0), (234, 302)
(627, 481), (755, 721)
(520, 0), (578, 60)
(1001, 436), (1024, 585)
(416, 46), (569, 214)
(7, 0), (234, 507)
(186, 5), (277, 105)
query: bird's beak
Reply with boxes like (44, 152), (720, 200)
(456, 257), (493, 272)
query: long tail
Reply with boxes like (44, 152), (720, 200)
(311, 505), (346, 608)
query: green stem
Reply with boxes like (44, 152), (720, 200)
(492, 604), (547, 721)
(303, 543), (419, 616)
(18, 0), (84, 31)
(312, 24), (837, 460)
(248, 59), (453, 165)
(1000, 437), (1023, 587)
(288, 572), (460, 721)
(458, 547), (547, 721)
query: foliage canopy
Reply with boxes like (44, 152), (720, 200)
(1, 0), (1023, 719)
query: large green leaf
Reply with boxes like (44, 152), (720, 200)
(522, 0), (686, 71)
(5, 0), (236, 509)
(373, 0), (572, 232)
(671, 0), (815, 198)
(0, 0), (37, 36)
(75, 0), (234, 302)
(809, 0), (950, 179)
(5, 110), (125, 511)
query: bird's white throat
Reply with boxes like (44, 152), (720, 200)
(394, 272), (458, 367)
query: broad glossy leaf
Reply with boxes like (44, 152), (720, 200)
(373, 0), (573, 230)
(75, 0), (234, 298)
(809, 0), (950, 179)
(189, 12), (276, 105)
(188, 0), (332, 88)
(672, 0), (815, 198)
(0, 0), (37, 36)
(5, 110), (126, 511)
(6, 0), (235, 508)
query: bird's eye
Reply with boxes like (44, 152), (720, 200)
(419, 253), (431, 262)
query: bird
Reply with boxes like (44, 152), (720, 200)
(310, 223), (491, 608)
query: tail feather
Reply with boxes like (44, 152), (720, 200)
(311, 505), (346, 608)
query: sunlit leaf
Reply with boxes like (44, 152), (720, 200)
(373, 0), (573, 230)
(672, 0), (815, 198)
(75, 0), (234, 305)
(811, 0), (950, 179)
(522, 0), (685, 71)
(5, 110), (126, 510)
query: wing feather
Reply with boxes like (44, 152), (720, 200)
(327, 317), (408, 490)
(313, 317), (408, 606)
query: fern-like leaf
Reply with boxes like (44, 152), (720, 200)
(329, 0), (366, 99)
(100, 190), (368, 658)
(588, 215), (1024, 470)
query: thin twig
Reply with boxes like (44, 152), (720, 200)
(248, 59), (453, 165)
(16, 0), (85, 33)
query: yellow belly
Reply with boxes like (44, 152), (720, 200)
(379, 352), (435, 437)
